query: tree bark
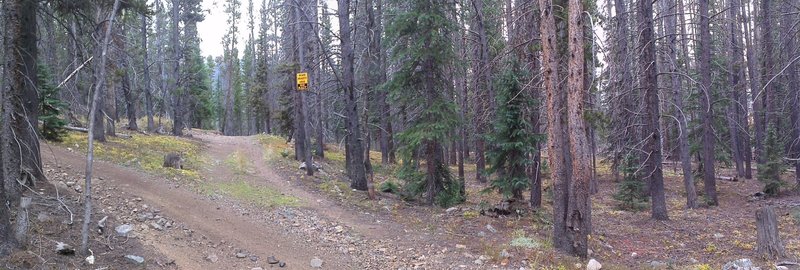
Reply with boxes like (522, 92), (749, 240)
(726, 0), (744, 177)
(339, 0), (367, 189)
(1, 0), (39, 253)
(740, 0), (756, 178)
(141, 14), (155, 132)
(661, 0), (697, 208)
(564, 0), (591, 256)
(471, 0), (493, 184)
(756, 207), (786, 259)
(698, 0), (717, 205)
(17, 0), (42, 182)
(541, 0), (573, 255)
(639, 0), (668, 220)
(82, 0), (121, 254)
(116, 23), (138, 131)
(760, 0), (776, 134)
(780, 0), (800, 184)
(171, 0), (183, 136)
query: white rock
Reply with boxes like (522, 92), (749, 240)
(115, 224), (134, 236)
(310, 257), (323, 268)
(722, 258), (760, 270)
(455, 244), (467, 249)
(586, 259), (602, 270)
(485, 224), (497, 233)
(125, 255), (144, 264)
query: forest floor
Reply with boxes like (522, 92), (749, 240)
(2, 129), (799, 269)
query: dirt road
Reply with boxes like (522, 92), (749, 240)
(41, 133), (384, 269)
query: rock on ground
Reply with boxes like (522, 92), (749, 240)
(586, 259), (602, 270)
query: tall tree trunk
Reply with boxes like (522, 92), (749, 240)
(639, 0), (668, 219)
(142, 15), (155, 132)
(296, 0), (314, 176)
(698, 0), (717, 205)
(781, 0), (800, 184)
(171, 0), (183, 136)
(82, 0), (121, 254)
(610, 0), (634, 181)
(471, 0), (493, 184)
(726, 0), (745, 177)
(13, 0), (42, 182)
(541, 0), (574, 255)
(116, 23), (138, 131)
(1, 0), (40, 253)
(564, 0), (591, 256)
(661, 0), (697, 208)
(760, 0), (776, 134)
(339, 0), (366, 188)
(740, 0), (757, 176)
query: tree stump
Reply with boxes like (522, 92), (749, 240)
(756, 206), (786, 259)
(14, 197), (32, 246)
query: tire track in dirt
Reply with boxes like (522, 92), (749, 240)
(42, 141), (359, 269)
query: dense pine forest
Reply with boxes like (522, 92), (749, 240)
(1, 0), (800, 268)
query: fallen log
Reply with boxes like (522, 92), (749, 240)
(64, 126), (89, 133)
(717, 176), (738, 182)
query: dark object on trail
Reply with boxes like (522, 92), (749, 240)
(267, 256), (279, 264)
(55, 242), (75, 255)
(756, 207), (786, 259)
(748, 192), (765, 202)
(163, 153), (183, 169)
(481, 199), (525, 217)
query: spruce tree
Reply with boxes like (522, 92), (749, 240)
(758, 126), (785, 196)
(486, 61), (541, 200)
(386, 0), (462, 207)
(38, 63), (68, 142)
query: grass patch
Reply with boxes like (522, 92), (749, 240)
(256, 134), (292, 161)
(319, 180), (353, 198)
(58, 131), (203, 180)
(202, 181), (300, 208)
(225, 151), (253, 175)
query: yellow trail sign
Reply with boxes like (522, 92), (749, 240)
(296, 72), (309, 90)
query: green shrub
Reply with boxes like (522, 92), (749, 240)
(757, 126), (786, 196)
(379, 181), (400, 193)
(613, 155), (648, 211)
(38, 63), (68, 142)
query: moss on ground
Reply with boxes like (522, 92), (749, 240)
(201, 180), (300, 208)
(58, 131), (203, 180)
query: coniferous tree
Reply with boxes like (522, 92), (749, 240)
(486, 61), (540, 201)
(758, 126), (785, 196)
(386, 0), (462, 206)
(38, 63), (68, 142)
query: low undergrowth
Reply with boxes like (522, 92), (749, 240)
(57, 131), (203, 180)
(201, 180), (300, 208)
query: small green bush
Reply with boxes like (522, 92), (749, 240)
(613, 155), (648, 211)
(379, 181), (400, 193)
(758, 126), (786, 196)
